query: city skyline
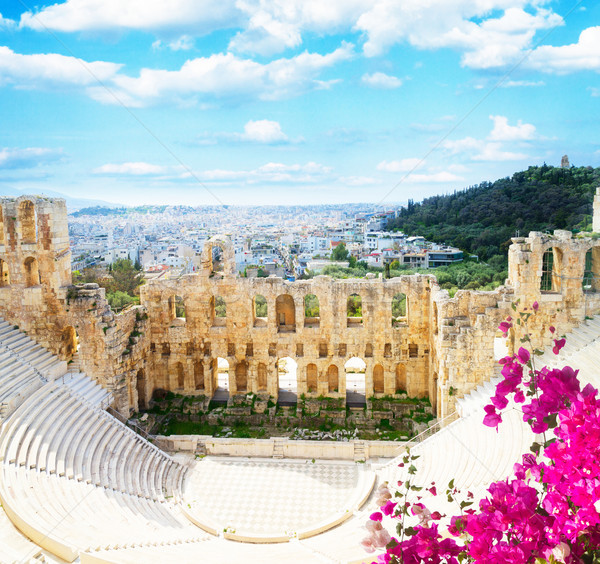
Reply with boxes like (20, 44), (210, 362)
(0, 1), (599, 207)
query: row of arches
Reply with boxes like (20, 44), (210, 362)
(167, 292), (408, 329)
(0, 256), (41, 287)
(541, 247), (600, 294)
(156, 357), (409, 401)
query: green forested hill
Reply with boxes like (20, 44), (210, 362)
(386, 165), (600, 260)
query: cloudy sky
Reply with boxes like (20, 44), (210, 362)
(0, 0), (598, 206)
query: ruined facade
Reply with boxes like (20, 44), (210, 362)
(1, 194), (600, 419)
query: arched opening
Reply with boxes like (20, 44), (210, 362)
(253, 294), (268, 327)
(327, 365), (338, 393)
(211, 296), (226, 326)
(0, 258), (10, 286)
(583, 248), (600, 293)
(213, 357), (230, 402)
(24, 257), (40, 287)
(211, 245), (224, 273)
(174, 362), (184, 390)
(395, 363), (406, 393)
(347, 293), (362, 327)
(276, 294), (295, 332)
(433, 302), (439, 336)
(257, 363), (267, 392)
(373, 364), (384, 393)
(541, 247), (562, 293)
(494, 332), (509, 361)
(345, 357), (366, 406)
(61, 326), (78, 359)
(18, 200), (36, 244)
(392, 293), (407, 326)
(136, 369), (147, 410)
(306, 363), (318, 392)
(235, 361), (248, 392)
(194, 360), (204, 391)
(304, 294), (320, 328)
(169, 295), (186, 319)
(277, 356), (297, 404)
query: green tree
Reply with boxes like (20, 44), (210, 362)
(331, 243), (349, 261)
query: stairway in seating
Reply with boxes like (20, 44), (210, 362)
(456, 315), (600, 418)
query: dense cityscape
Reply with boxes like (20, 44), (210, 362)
(69, 203), (464, 279)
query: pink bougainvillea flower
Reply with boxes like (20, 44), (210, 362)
(499, 321), (512, 335)
(532, 301), (539, 311)
(553, 338), (566, 355)
(517, 346), (530, 365)
(369, 511), (383, 522)
(549, 325), (556, 334)
(381, 500), (397, 516)
(483, 404), (502, 428)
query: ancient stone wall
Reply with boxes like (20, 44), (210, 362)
(1, 197), (600, 420)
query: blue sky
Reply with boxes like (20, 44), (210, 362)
(0, 0), (599, 207)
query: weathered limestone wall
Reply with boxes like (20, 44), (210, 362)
(141, 265), (435, 405)
(2, 197), (600, 420)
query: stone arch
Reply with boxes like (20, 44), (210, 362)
(327, 364), (339, 393)
(61, 326), (78, 358)
(347, 293), (362, 327)
(253, 294), (268, 327)
(216, 357), (230, 397)
(235, 361), (248, 392)
(211, 296), (226, 326)
(278, 356), (298, 401)
(583, 247), (600, 292)
(24, 256), (40, 287)
(136, 369), (147, 410)
(276, 294), (295, 332)
(306, 363), (318, 392)
(194, 360), (204, 391)
(395, 363), (407, 393)
(345, 357), (365, 404)
(175, 362), (184, 389)
(541, 247), (563, 293)
(257, 363), (267, 391)
(373, 364), (384, 393)
(0, 258), (10, 286)
(304, 294), (320, 328)
(202, 235), (235, 275)
(18, 200), (36, 244)
(392, 293), (407, 326)
(169, 295), (186, 319)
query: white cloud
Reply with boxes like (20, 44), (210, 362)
(0, 13), (15, 29)
(0, 44), (352, 107)
(527, 26), (600, 74)
(0, 46), (121, 90)
(407, 171), (464, 183)
(340, 176), (378, 186)
(377, 158), (423, 172)
(92, 162), (168, 175)
(153, 35), (195, 51)
(443, 115), (535, 161)
(239, 120), (288, 143)
(356, 2), (562, 69)
(589, 87), (600, 97)
(20, 0), (241, 35)
(0, 147), (64, 169)
(199, 161), (332, 184)
(488, 115), (536, 141)
(361, 72), (402, 89)
(501, 79), (545, 88)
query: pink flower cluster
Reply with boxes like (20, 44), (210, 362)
(365, 308), (600, 563)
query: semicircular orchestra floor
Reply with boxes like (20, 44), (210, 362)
(181, 456), (375, 542)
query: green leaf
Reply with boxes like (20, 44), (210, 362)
(448, 479), (455, 489)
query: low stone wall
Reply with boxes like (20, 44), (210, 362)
(154, 434), (405, 460)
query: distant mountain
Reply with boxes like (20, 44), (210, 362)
(0, 187), (121, 211)
(385, 165), (600, 261)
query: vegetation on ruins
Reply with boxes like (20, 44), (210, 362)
(73, 258), (144, 311)
(363, 304), (600, 562)
(386, 164), (600, 261)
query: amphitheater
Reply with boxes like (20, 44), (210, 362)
(0, 193), (600, 563)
